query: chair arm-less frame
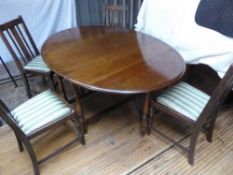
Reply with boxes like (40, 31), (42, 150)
(0, 16), (55, 98)
(149, 64), (233, 165)
(0, 91), (86, 175)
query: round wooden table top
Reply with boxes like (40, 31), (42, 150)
(42, 26), (186, 94)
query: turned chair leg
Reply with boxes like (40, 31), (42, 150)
(22, 73), (32, 98)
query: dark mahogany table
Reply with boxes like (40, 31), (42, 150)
(42, 26), (186, 135)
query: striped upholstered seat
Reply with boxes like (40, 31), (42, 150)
(24, 55), (50, 73)
(156, 82), (210, 121)
(11, 90), (73, 135)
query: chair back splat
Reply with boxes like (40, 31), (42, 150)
(103, 0), (128, 28)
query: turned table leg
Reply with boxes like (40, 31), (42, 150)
(140, 93), (151, 136)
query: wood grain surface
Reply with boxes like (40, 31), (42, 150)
(42, 26), (185, 94)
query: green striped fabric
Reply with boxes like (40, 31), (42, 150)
(24, 55), (50, 72)
(11, 90), (73, 135)
(156, 82), (210, 121)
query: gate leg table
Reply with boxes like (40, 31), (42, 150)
(41, 26), (186, 135)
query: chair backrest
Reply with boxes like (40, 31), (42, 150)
(0, 16), (39, 73)
(0, 99), (26, 137)
(198, 64), (233, 123)
(103, 0), (128, 28)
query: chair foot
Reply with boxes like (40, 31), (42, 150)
(32, 163), (40, 175)
(188, 156), (195, 166)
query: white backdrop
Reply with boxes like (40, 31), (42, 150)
(135, 0), (233, 77)
(0, 0), (77, 62)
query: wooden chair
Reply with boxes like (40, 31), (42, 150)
(0, 16), (54, 98)
(0, 90), (86, 175)
(149, 64), (233, 165)
(103, 0), (128, 28)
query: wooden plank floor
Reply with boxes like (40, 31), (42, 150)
(0, 77), (233, 175)
(131, 109), (233, 175)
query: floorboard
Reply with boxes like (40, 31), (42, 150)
(130, 107), (233, 175)
(0, 77), (233, 175)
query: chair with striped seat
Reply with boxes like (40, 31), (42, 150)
(0, 16), (54, 98)
(0, 90), (86, 175)
(149, 64), (233, 165)
(103, 0), (129, 28)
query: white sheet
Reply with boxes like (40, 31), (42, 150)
(0, 0), (77, 62)
(135, 0), (233, 77)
